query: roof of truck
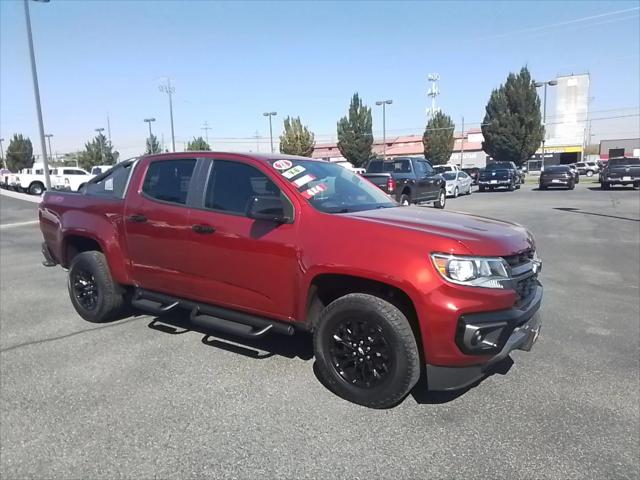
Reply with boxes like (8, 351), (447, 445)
(142, 151), (325, 164)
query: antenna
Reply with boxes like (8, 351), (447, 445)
(427, 73), (441, 118)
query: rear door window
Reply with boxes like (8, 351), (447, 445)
(142, 159), (196, 205)
(85, 163), (134, 198)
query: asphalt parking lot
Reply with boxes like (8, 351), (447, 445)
(1, 183), (639, 480)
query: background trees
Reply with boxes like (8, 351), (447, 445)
(422, 112), (455, 165)
(337, 93), (373, 167)
(5, 134), (34, 171)
(77, 133), (118, 170)
(145, 134), (161, 154)
(186, 136), (210, 151)
(481, 67), (544, 166)
(279, 117), (315, 157)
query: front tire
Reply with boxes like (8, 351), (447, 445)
(68, 251), (126, 323)
(399, 193), (411, 206)
(453, 187), (459, 198)
(601, 182), (610, 190)
(433, 189), (446, 209)
(313, 293), (420, 409)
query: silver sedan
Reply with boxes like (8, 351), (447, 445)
(442, 171), (473, 197)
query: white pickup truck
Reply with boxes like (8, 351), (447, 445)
(8, 165), (92, 195)
(51, 167), (93, 192)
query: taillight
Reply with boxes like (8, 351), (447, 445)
(386, 177), (396, 193)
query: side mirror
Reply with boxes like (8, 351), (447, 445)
(246, 195), (290, 224)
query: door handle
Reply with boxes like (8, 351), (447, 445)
(128, 214), (148, 223)
(192, 224), (216, 234)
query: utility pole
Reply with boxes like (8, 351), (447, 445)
(534, 80), (558, 169)
(375, 99), (393, 160)
(202, 121), (211, 145)
(95, 128), (105, 163)
(159, 78), (176, 152)
(45, 134), (53, 163)
(459, 117), (464, 168)
(263, 112), (277, 153)
(144, 118), (156, 153)
(23, 0), (51, 189)
(0, 138), (5, 169)
(107, 113), (112, 143)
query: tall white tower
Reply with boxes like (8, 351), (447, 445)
(427, 73), (441, 117)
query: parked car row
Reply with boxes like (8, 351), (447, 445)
(0, 164), (116, 195)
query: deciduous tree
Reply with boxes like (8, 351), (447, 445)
(77, 133), (118, 171)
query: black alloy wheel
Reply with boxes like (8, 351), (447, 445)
(329, 318), (392, 389)
(71, 268), (99, 311)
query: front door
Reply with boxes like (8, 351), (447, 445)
(185, 158), (299, 321)
(124, 157), (198, 297)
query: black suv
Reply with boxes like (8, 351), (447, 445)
(478, 161), (521, 192)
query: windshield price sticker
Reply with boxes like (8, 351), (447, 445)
(301, 183), (327, 199)
(281, 165), (305, 179)
(292, 174), (316, 188)
(273, 159), (293, 170)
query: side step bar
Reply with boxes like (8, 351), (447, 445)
(132, 288), (295, 339)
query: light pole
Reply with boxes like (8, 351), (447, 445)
(263, 112), (277, 153)
(375, 100), (393, 160)
(144, 118), (156, 153)
(202, 121), (211, 145)
(534, 80), (558, 169)
(45, 134), (53, 163)
(24, 0), (51, 188)
(95, 128), (105, 163)
(0, 138), (5, 169)
(159, 78), (176, 152)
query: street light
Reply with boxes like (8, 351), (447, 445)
(262, 112), (277, 153)
(159, 79), (176, 152)
(375, 99), (393, 160)
(534, 80), (558, 169)
(45, 134), (53, 163)
(24, 0), (51, 188)
(143, 118), (156, 139)
(95, 128), (105, 163)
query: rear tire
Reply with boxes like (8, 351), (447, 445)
(28, 182), (44, 196)
(586, 170), (594, 177)
(433, 189), (446, 209)
(479, 186), (485, 192)
(68, 251), (126, 323)
(313, 293), (420, 409)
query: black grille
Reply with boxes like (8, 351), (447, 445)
(503, 249), (535, 268)
(515, 274), (538, 306)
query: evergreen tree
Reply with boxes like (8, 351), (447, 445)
(422, 112), (455, 165)
(5, 134), (34, 171)
(145, 134), (161, 154)
(337, 93), (373, 167)
(186, 136), (210, 151)
(279, 117), (315, 157)
(481, 67), (544, 166)
(77, 133), (118, 170)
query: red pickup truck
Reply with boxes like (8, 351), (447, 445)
(39, 152), (542, 408)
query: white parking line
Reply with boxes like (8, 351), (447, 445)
(0, 220), (39, 229)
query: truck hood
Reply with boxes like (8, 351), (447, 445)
(346, 207), (534, 256)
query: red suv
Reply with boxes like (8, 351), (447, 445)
(40, 153), (543, 408)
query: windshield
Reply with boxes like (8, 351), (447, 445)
(485, 162), (512, 170)
(270, 159), (396, 213)
(367, 159), (411, 173)
(609, 158), (640, 166)
(442, 172), (457, 180)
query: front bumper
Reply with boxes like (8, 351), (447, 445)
(426, 283), (543, 391)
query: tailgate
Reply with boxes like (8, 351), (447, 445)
(361, 173), (391, 192)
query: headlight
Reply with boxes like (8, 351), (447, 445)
(431, 254), (510, 289)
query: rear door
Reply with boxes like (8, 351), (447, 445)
(184, 158), (299, 320)
(124, 157), (199, 297)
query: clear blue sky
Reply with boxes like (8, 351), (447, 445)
(1, 0), (639, 159)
